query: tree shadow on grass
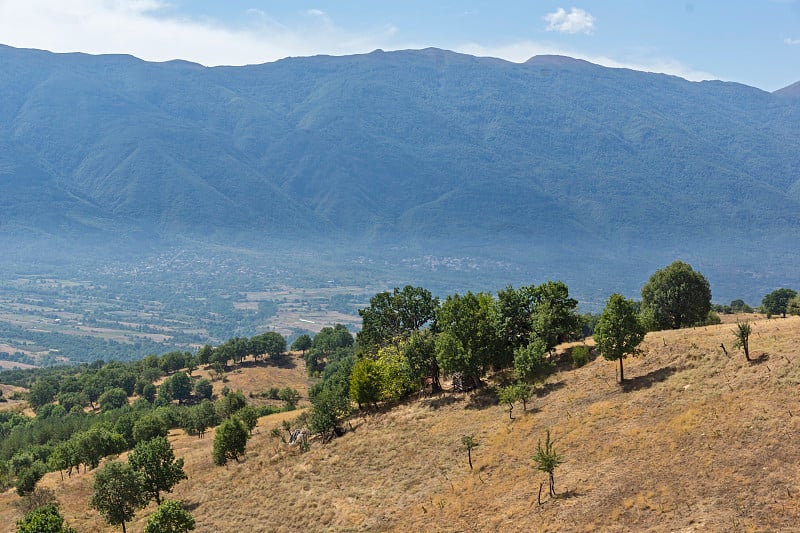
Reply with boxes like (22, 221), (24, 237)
(621, 365), (678, 392)
(420, 394), (462, 410)
(465, 386), (500, 410)
(534, 380), (566, 399)
(749, 353), (770, 365)
(248, 354), (297, 370)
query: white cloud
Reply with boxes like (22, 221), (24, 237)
(0, 1), (715, 83)
(0, 0), (397, 65)
(784, 37), (800, 45)
(544, 7), (595, 35)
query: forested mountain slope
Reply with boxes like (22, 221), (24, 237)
(2, 45), (800, 248)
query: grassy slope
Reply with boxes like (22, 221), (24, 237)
(3, 316), (800, 532)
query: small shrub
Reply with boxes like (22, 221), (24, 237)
(571, 345), (590, 368)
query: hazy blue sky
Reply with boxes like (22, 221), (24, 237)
(1, 1), (798, 91)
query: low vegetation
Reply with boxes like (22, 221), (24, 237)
(0, 261), (798, 531)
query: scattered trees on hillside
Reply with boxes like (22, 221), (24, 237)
(290, 334), (312, 354)
(128, 436), (187, 505)
(212, 416), (250, 466)
(91, 461), (148, 533)
(594, 294), (646, 383)
(762, 288), (797, 318)
(640, 261), (711, 330)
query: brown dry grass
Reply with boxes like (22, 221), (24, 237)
(3, 316), (800, 532)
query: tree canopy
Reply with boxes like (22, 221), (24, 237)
(594, 293), (646, 382)
(640, 261), (711, 330)
(761, 288), (797, 318)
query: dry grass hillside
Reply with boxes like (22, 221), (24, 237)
(3, 316), (800, 532)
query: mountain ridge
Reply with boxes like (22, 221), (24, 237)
(1, 44), (800, 297)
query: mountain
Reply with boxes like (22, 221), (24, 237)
(2, 45), (800, 299)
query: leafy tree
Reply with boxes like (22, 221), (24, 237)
(250, 331), (286, 361)
(212, 417), (249, 466)
(237, 405), (259, 434)
(460, 435), (479, 470)
(162, 372), (192, 405)
(98, 388), (129, 412)
(90, 461), (148, 533)
(498, 385), (519, 420)
(530, 281), (581, 354)
(435, 291), (500, 383)
(533, 430), (563, 497)
(595, 294), (646, 383)
(15, 503), (77, 533)
(403, 329), (441, 392)
(195, 345), (214, 366)
(357, 285), (438, 352)
(142, 383), (157, 403)
(640, 260), (711, 330)
(73, 427), (127, 471)
(15, 461), (46, 496)
(788, 294), (800, 316)
(513, 337), (553, 383)
(193, 378), (213, 401)
(290, 334), (312, 354)
(215, 390), (247, 419)
(144, 500), (196, 533)
(188, 399), (218, 438)
(730, 299), (753, 313)
(762, 288), (797, 318)
(309, 385), (351, 443)
(277, 387), (300, 408)
(128, 436), (187, 505)
(133, 413), (168, 444)
(733, 320), (752, 362)
(57, 391), (88, 412)
(349, 357), (383, 409)
(28, 380), (57, 412)
(159, 351), (186, 375)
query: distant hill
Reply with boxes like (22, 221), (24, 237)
(2, 44), (800, 299)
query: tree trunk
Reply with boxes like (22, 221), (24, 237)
(467, 449), (473, 470)
(743, 341), (750, 361)
(508, 403), (513, 420)
(122, 520), (127, 533)
(618, 358), (625, 382)
(549, 472), (556, 496)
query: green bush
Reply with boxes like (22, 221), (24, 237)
(571, 345), (590, 368)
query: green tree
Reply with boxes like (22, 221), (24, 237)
(144, 500), (196, 533)
(498, 385), (519, 420)
(250, 332), (286, 361)
(403, 329), (441, 392)
(128, 436), (187, 505)
(513, 337), (553, 383)
(214, 390), (247, 420)
(28, 380), (57, 412)
(290, 334), (312, 354)
(761, 288), (797, 318)
(435, 291), (500, 384)
(193, 378), (213, 401)
(161, 372), (192, 405)
(349, 357), (383, 409)
(357, 285), (438, 353)
(530, 281), (581, 354)
(788, 294), (800, 316)
(640, 260), (712, 330)
(533, 430), (563, 497)
(237, 405), (259, 434)
(732, 320), (752, 362)
(15, 461), (46, 496)
(460, 435), (479, 470)
(309, 385), (351, 443)
(133, 413), (168, 444)
(90, 461), (147, 533)
(594, 293), (646, 383)
(212, 417), (249, 466)
(15, 503), (77, 533)
(277, 387), (301, 408)
(98, 388), (129, 412)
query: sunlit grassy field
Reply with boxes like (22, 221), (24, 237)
(3, 315), (800, 532)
